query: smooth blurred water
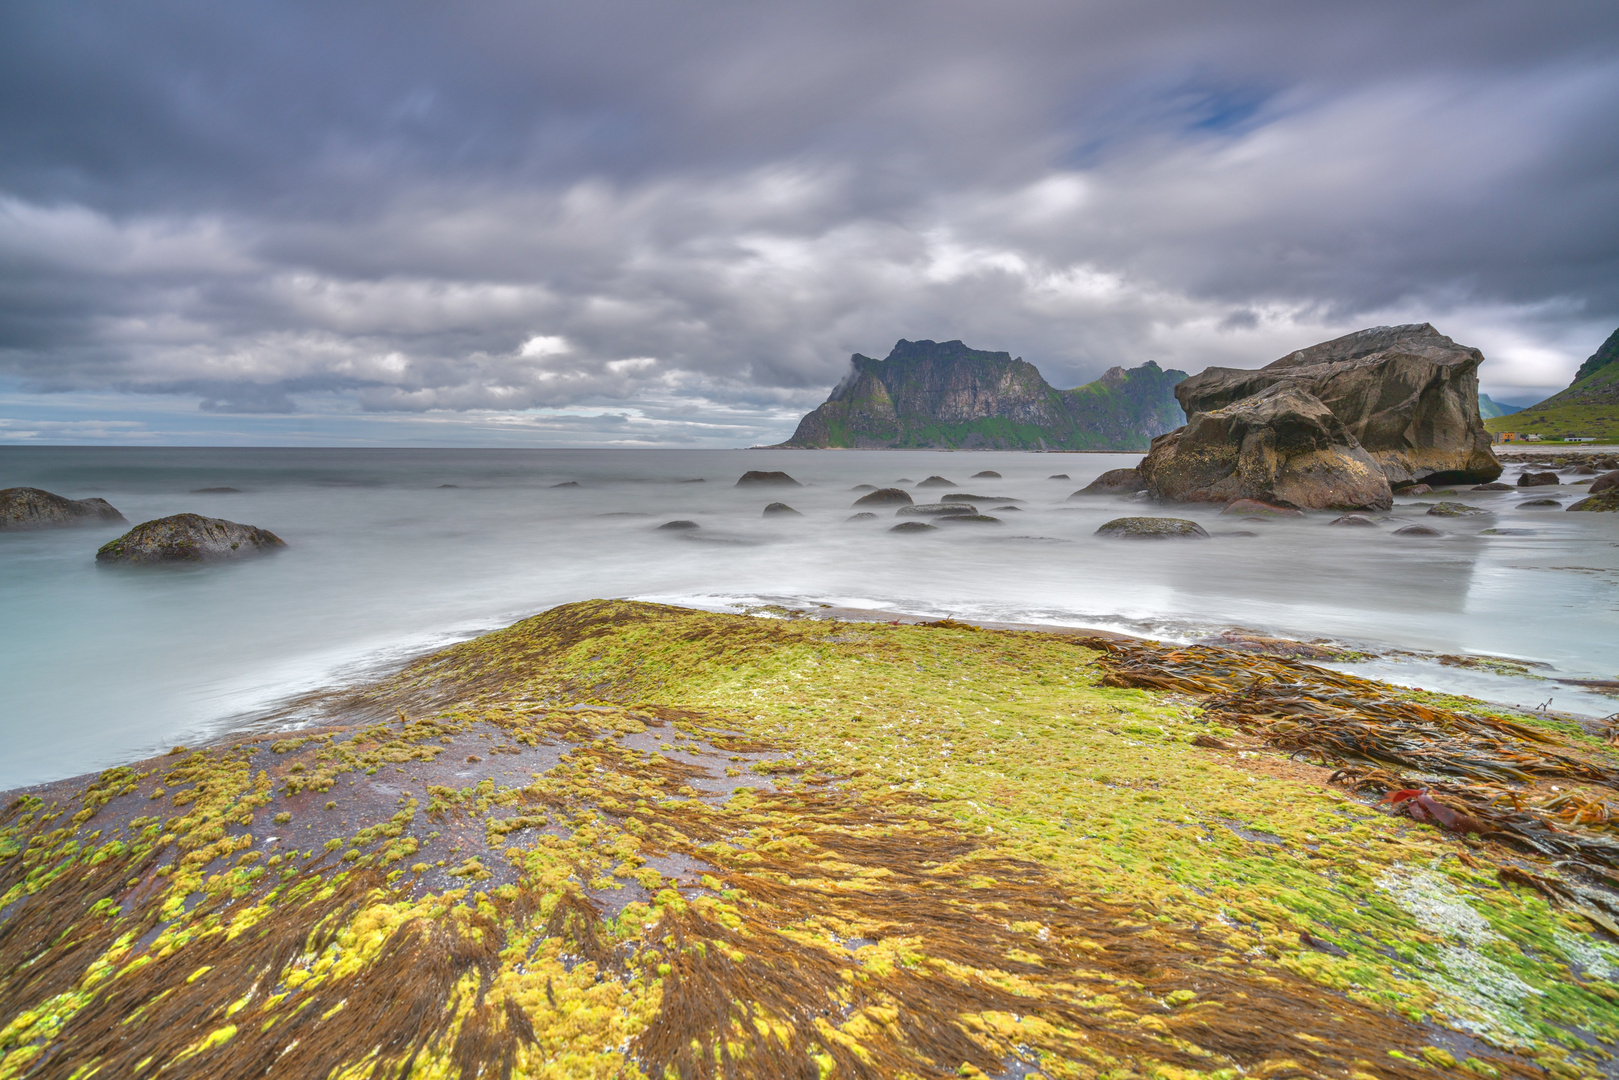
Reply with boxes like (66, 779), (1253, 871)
(2, 445), (1616, 788)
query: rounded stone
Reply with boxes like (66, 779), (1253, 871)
(970, 470), (1002, 479)
(1, 487), (126, 531)
(1517, 471), (1560, 487)
(96, 514), (285, 563)
(915, 475), (956, 488)
(657, 519), (701, 530)
(853, 488), (913, 507)
(762, 502), (803, 517)
(1095, 517), (1210, 539)
(1393, 524), (1444, 537)
(1425, 502), (1489, 517)
(889, 521), (938, 533)
(1329, 514), (1380, 527)
(1221, 499), (1303, 518)
(736, 471), (801, 487)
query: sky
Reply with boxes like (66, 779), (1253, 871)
(2, 1), (1617, 448)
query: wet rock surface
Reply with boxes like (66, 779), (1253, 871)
(0, 487), (126, 531)
(762, 502), (803, 517)
(1393, 524), (1444, 537)
(896, 502), (977, 517)
(1220, 499), (1303, 518)
(1568, 492), (1619, 512)
(889, 520), (938, 533)
(1095, 516), (1210, 539)
(736, 470), (800, 487)
(657, 519), (701, 530)
(853, 487), (913, 507)
(1072, 468), (1145, 496)
(1329, 514), (1380, 527)
(1589, 470), (1619, 495)
(915, 475), (956, 487)
(96, 513), (285, 563)
(1425, 502), (1489, 517)
(1517, 472), (1559, 487)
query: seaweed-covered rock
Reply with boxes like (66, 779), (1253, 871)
(736, 471), (800, 487)
(1588, 470), (1619, 495)
(890, 521), (938, 533)
(762, 503), (803, 517)
(1, 487), (126, 531)
(896, 503), (976, 517)
(96, 514), (285, 563)
(1072, 468), (1145, 496)
(1095, 516), (1210, 539)
(854, 488), (913, 507)
(1517, 472), (1559, 487)
(1138, 383), (1392, 511)
(1568, 492), (1619, 512)
(1171, 324), (1501, 486)
(1425, 502), (1489, 517)
(916, 476), (956, 488)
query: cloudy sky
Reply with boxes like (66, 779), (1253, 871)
(2, 1), (1617, 447)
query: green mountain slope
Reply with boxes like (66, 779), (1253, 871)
(1485, 326), (1619, 442)
(779, 339), (1186, 450)
(1477, 393), (1521, 419)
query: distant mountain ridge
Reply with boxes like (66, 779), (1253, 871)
(1477, 394), (1522, 419)
(778, 339), (1186, 450)
(1484, 324), (1619, 442)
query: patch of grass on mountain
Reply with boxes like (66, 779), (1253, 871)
(1489, 345), (1619, 442)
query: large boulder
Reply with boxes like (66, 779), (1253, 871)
(1137, 383), (1392, 511)
(1, 487), (126, 531)
(1591, 470), (1619, 495)
(1171, 324), (1501, 486)
(1071, 468), (1145, 496)
(96, 514), (285, 563)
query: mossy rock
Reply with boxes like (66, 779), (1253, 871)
(1095, 516), (1209, 539)
(95, 513), (284, 563)
(1, 486), (126, 531)
(853, 487), (913, 507)
(1425, 502), (1490, 517)
(1567, 491), (1619, 512)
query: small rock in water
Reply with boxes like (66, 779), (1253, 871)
(1047, 473), (1070, 480)
(889, 521), (938, 533)
(1480, 528), (1536, 535)
(1401, 483), (1433, 496)
(970, 470), (1002, 479)
(736, 471), (800, 487)
(845, 512), (878, 522)
(896, 502), (975, 517)
(1567, 492), (1619, 512)
(551, 481), (582, 488)
(916, 476), (956, 488)
(940, 514), (1002, 524)
(1, 487), (126, 531)
(437, 484), (460, 489)
(1517, 471), (1559, 487)
(854, 488), (913, 507)
(96, 514), (285, 563)
(191, 486), (241, 494)
(762, 502), (802, 517)
(943, 493), (1019, 503)
(1517, 498), (1562, 508)
(680, 478), (706, 483)
(1329, 514), (1379, 527)
(1095, 516), (1209, 539)
(894, 478), (915, 484)
(851, 484), (877, 491)
(657, 519), (701, 530)
(1072, 468), (1145, 496)
(1470, 482), (1511, 491)
(1221, 499), (1302, 518)
(1393, 524), (1444, 537)
(993, 505), (1022, 511)
(1425, 502), (1489, 517)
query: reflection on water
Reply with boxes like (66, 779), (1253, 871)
(1, 445), (1615, 787)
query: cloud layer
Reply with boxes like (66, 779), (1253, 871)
(2, 0), (1617, 444)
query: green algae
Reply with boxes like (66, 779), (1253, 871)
(2, 601), (1617, 1078)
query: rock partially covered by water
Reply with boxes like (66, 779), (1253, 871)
(1072, 468), (1145, 496)
(1517, 472), (1559, 487)
(657, 520), (700, 531)
(1170, 323), (1501, 486)
(970, 470), (1001, 479)
(890, 521), (938, 533)
(762, 502), (803, 517)
(1, 487), (126, 531)
(1471, 482), (1512, 491)
(1138, 383), (1392, 511)
(1095, 516), (1210, 539)
(1590, 470), (1619, 495)
(1220, 499), (1303, 518)
(1329, 514), (1380, 527)
(916, 475), (956, 488)
(896, 502), (976, 517)
(1393, 524), (1443, 537)
(853, 488), (913, 507)
(1426, 502), (1489, 517)
(736, 471), (800, 487)
(96, 514), (285, 563)
(1568, 492), (1619, 512)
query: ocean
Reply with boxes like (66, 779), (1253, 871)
(2, 445), (1615, 790)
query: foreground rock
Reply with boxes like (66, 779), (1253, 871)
(736, 470), (800, 487)
(1071, 468), (1145, 496)
(1568, 492), (1619, 512)
(0, 487), (126, 530)
(1095, 516), (1210, 539)
(1138, 383), (1392, 511)
(1589, 470), (1619, 495)
(1165, 323), (1501, 488)
(96, 514), (285, 563)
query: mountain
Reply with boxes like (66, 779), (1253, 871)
(1477, 394), (1522, 419)
(1484, 325), (1619, 442)
(777, 339), (1186, 450)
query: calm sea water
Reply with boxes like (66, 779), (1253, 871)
(2, 446), (1616, 789)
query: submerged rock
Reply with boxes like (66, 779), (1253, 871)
(1393, 524), (1444, 537)
(853, 488), (913, 507)
(942, 493), (1019, 503)
(736, 471), (800, 487)
(551, 481), (582, 488)
(1425, 502), (1489, 517)
(970, 470), (1002, 479)
(1047, 473), (1070, 480)
(1, 487), (126, 531)
(1138, 383), (1392, 511)
(939, 514), (1002, 524)
(845, 512), (878, 522)
(1470, 482), (1512, 491)
(915, 475), (956, 488)
(191, 486), (241, 494)
(1517, 472), (1559, 487)
(1568, 492), (1619, 512)
(96, 514), (285, 563)
(851, 484), (877, 491)
(1517, 499), (1562, 508)
(1401, 484), (1433, 496)
(889, 521), (938, 533)
(1220, 499), (1303, 518)
(1095, 516), (1210, 539)
(762, 502), (803, 517)
(1329, 514), (1380, 527)
(657, 520), (701, 530)
(896, 503), (975, 517)
(1072, 468), (1145, 496)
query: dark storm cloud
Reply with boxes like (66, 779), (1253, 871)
(2, 0), (1617, 441)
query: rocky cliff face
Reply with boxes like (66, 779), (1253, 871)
(1167, 324), (1501, 488)
(780, 340), (1185, 450)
